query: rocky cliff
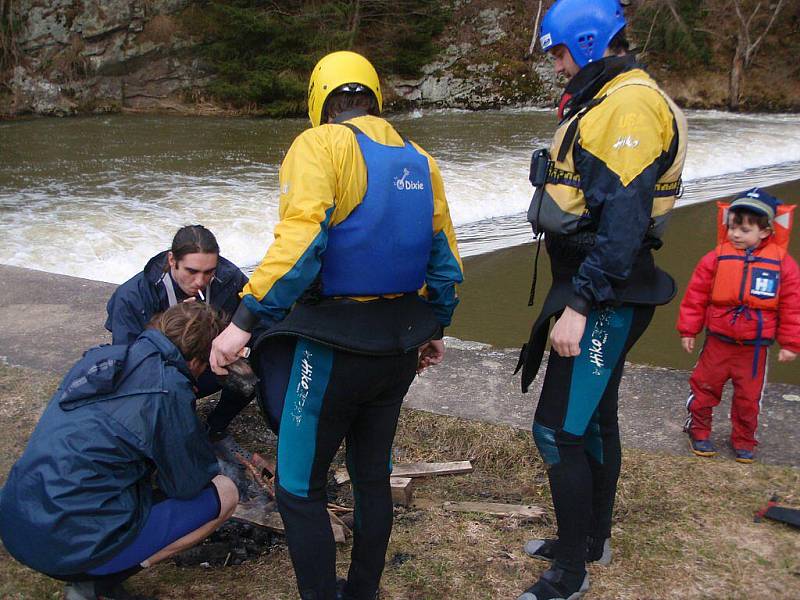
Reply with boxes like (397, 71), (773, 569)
(2, 0), (797, 118)
(1, 0), (561, 117)
(386, 5), (558, 110)
(2, 0), (210, 116)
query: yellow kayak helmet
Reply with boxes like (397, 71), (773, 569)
(307, 51), (383, 128)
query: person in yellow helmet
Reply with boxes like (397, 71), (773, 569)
(210, 50), (463, 600)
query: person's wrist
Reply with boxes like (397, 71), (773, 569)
(566, 294), (590, 316)
(232, 302), (258, 332)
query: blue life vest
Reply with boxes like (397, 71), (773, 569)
(320, 125), (434, 296)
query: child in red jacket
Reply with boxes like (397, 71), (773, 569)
(677, 188), (799, 462)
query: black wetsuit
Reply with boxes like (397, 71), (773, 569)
(517, 57), (686, 580)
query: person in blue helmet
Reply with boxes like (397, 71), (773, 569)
(515, 1), (688, 598)
(0, 302), (239, 600)
(105, 224), (254, 439)
(210, 51), (463, 600)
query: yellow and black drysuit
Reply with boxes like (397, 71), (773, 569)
(516, 55), (687, 577)
(231, 112), (463, 600)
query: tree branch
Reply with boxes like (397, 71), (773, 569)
(527, 0), (544, 57)
(662, 0), (690, 33)
(640, 4), (663, 56)
(745, 0), (786, 66)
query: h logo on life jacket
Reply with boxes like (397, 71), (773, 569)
(750, 268), (779, 299)
(394, 168), (425, 191)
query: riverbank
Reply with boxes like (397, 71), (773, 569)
(1, 181), (799, 461)
(449, 178), (800, 385)
(3, 0), (800, 119)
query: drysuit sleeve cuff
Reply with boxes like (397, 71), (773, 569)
(232, 302), (259, 333)
(566, 294), (591, 317)
(432, 325), (445, 340)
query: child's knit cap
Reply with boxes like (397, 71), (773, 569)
(729, 188), (781, 224)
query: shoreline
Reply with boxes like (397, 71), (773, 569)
(3, 101), (800, 123)
(1, 262), (798, 467)
(0, 179), (797, 383)
(450, 177), (800, 385)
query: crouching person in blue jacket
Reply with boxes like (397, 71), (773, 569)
(0, 302), (239, 600)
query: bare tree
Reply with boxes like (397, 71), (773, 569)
(0, 0), (19, 72)
(347, 0), (361, 48)
(527, 0), (544, 57)
(728, 0), (787, 111)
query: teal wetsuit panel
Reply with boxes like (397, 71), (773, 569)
(585, 413), (603, 463)
(563, 307), (633, 437)
(277, 338), (334, 497)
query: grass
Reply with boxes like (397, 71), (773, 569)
(1, 364), (798, 599)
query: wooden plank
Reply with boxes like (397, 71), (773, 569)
(392, 461), (473, 479)
(390, 477), (414, 506)
(328, 509), (351, 543)
(334, 469), (351, 485)
(233, 503), (284, 533)
(335, 461), (473, 485)
(442, 501), (544, 520)
(233, 503), (350, 543)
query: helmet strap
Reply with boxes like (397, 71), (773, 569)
(331, 108), (370, 124)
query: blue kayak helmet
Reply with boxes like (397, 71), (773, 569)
(539, 0), (626, 68)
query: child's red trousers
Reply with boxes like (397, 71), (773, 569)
(685, 335), (767, 451)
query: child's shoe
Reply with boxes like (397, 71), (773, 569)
(689, 438), (717, 457)
(734, 448), (755, 463)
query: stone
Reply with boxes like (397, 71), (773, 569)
(17, 1), (73, 50)
(10, 66), (76, 116)
(6, 0), (198, 117)
(72, 0), (135, 39)
(476, 8), (512, 47)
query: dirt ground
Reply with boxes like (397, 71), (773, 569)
(1, 363), (798, 600)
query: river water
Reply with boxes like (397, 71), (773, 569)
(1, 110), (800, 380)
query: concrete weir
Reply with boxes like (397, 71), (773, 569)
(2, 264), (798, 467)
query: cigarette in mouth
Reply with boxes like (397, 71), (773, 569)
(197, 289), (205, 302)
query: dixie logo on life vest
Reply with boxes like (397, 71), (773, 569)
(394, 168), (425, 191)
(750, 268), (779, 299)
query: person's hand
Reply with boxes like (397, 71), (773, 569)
(210, 323), (252, 375)
(549, 306), (587, 357)
(681, 337), (695, 353)
(417, 339), (445, 373)
(778, 349), (797, 362)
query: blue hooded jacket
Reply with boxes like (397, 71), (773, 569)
(0, 330), (219, 576)
(105, 251), (249, 346)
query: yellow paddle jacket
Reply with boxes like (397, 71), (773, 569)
(236, 115), (463, 330)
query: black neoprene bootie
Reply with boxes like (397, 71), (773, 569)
(524, 537), (612, 566)
(64, 581), (156, 600)
(64, 582), (97, 600)
(335, 578), (379, 600)
(516, 566), (589, 600)
(585, 536), (612, 565)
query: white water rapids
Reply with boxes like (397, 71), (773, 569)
(1, 109), (799, 283)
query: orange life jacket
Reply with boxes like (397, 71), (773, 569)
(711, 241), (784, 309)
(711, 201), (795, 310)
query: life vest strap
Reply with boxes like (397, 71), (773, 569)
(545, 163), (681, 198)
(160, 272), (178, 307)
(717, 254), (782, 267)
(556, 98), (603, 162)
(706, 330), (774, 347)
